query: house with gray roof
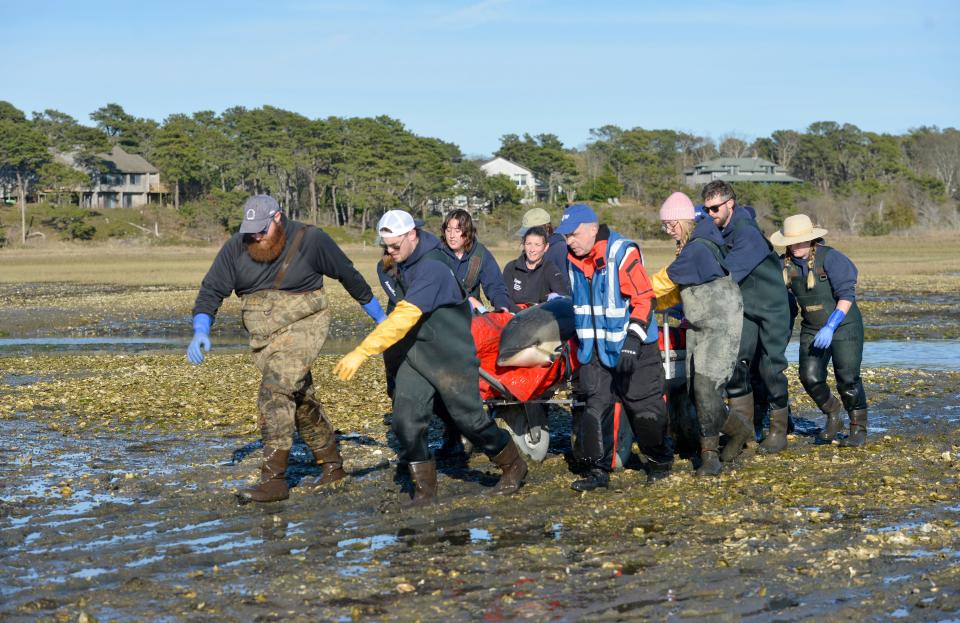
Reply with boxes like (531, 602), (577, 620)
(43, 145), (167, 208)
(684, 157), (802, 187)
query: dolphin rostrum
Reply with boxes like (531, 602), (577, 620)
(497, 297), (576, 367)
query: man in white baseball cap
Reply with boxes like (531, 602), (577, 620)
(334, 209), (528, 504)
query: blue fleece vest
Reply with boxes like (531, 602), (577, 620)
(569, 232), (658, 367)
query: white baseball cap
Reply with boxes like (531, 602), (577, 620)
(377, 210), (416, 238)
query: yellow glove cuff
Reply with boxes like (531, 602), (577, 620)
(354, 300), (423, 357)
(651, 265), (681, 311)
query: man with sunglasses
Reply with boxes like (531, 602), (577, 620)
(187, 195), (386, 503)
(701, 180), (792, 454)
(333, 210), (528, 505)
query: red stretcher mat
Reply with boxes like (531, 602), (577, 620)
(471, 312), (566, 402)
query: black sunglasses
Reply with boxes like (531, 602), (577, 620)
(703, 198), (730, 214)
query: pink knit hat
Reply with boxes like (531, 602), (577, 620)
(659, 192), (696, 221)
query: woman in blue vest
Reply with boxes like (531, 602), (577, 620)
(770, 214), (868, 446)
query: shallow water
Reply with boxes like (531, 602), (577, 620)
(787, 339), (960, 371)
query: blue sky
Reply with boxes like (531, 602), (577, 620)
(8, 0), (959, 156)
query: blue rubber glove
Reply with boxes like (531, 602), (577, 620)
(813, 309), (845, 350)
(361, 298), (387, 324)
(546, 292), (563, 302)
(187, 313), (212, 364)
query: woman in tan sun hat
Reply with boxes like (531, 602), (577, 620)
(771, 214), (868, 447)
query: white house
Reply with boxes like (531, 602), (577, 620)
(480, 156), (539, 204)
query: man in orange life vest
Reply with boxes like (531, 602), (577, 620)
(559, 204), (673, 491)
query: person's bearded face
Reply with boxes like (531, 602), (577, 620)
(246, 221), (286, 263)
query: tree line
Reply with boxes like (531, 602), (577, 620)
(1, 99), (958, 244)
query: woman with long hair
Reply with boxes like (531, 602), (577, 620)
(770, 214), (868, 446)
(652, 192), (748, 475)
(441, 209), (517, 313)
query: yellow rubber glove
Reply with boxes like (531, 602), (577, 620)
(651, 266), (681, 311)
(333, 300), (423, 381)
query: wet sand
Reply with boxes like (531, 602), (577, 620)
(1, 274), (959, 621)
(2, 355), (959, 622)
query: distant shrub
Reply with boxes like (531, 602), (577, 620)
(42, 205), (97, 240)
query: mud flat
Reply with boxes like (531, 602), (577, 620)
(1, 352), (959, 622)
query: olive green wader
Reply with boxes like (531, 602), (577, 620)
(238, 283), (345, 503)
(390, 249), (526, 504)
(787, 246), (867, 446)
(725, 217), (792, 453)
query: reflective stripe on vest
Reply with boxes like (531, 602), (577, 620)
(568, 231), (657, 367)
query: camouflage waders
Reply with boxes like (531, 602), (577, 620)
(241, 288), (335, 453)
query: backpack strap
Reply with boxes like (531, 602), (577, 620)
(464, 253), (484, 294)
(272, 226), (307, 289)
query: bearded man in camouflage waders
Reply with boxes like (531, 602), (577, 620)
(187, 195), (386, 503)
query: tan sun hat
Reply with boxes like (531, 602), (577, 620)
(769, 214), (828, 247)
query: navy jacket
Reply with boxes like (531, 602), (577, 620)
(788, 245), (858, 302)
(719, 206), (773, 284)
(502, 254), (570, 306)
(666, 218), (727, 286)
(544, 232), (569, 274)
(441, 241), (517, 311)
(377, 231), (464, 314)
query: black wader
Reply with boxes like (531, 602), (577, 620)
(788, 247), (867, 414)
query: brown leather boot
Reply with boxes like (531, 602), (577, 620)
(238, 447), (289, 503)
(696, 436), (722, 476)
(299, 443), (347, 489)
(408, 460), (437, 506)
(840, 409), (868, 447)
(759, 407), (790, 453)
(720, 396), (756, 462)
(816, 395), (844, 444)
(489, 439), (528, 496)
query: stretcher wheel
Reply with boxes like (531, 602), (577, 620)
(495, 404), (550, 463)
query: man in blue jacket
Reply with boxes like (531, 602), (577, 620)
(702, 181), (792, 453)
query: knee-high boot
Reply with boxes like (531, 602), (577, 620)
(239, 447), (290, 503)
(759, 407), (789, 453)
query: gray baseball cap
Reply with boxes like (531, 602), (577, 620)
(239, 195), (280, 234)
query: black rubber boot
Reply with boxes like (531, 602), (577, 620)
(434, 425), (466, 459)
(408, 460), (437, 506)
(238, 447), (290, 503)
(571, 467), (609, 492)
(720, 398), (756, 462)
(696, 436), (722, 476)
(816, 395), (844, 444)
(645, 458), (672, 484)
(839, 409), (868, 447)
(759, 407), (790, 454)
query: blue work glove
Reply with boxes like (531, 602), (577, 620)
(666, 305), (684, 321)
(546, 292), (563, 301)
(187, 313), (212, 364)
(361, 298), (387, 324)
(813, 309), (846, 350)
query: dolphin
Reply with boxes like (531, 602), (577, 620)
(497, 297), (576, 367)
